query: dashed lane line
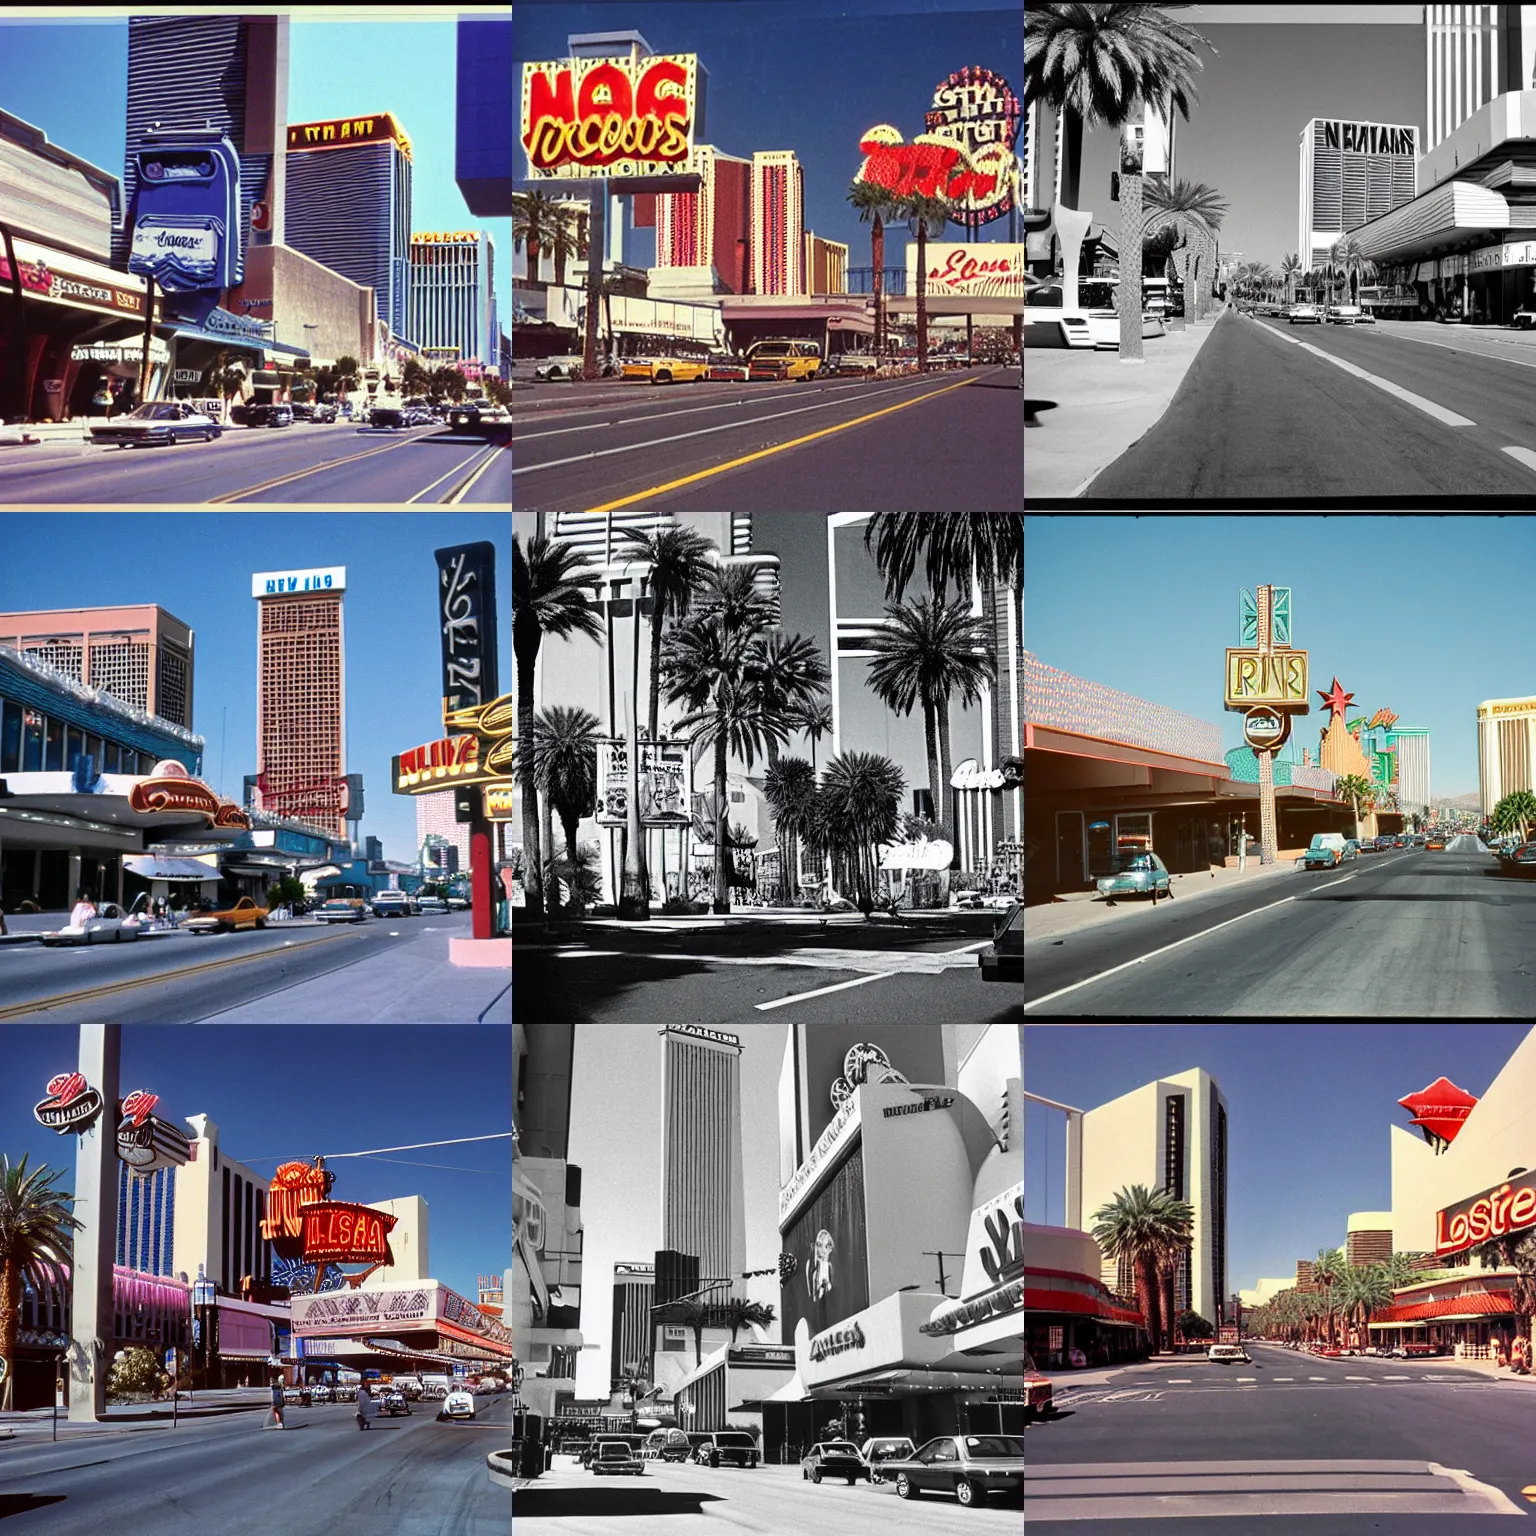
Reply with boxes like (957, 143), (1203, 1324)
(754, 973), (895, 1010)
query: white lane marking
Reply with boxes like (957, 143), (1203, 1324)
(1025, 893), (1302, 1012)
(543, 947), (976, 976)
(755, 972), (895, 1010)
(1502, 445), (1536, 473)
(942, 940), (991, 954)
(1291, 342), (1475, 426)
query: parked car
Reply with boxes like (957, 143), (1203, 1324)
(401, 397), (434, 426)
(859, 1437), (917, 1483)
(89, 401), (223, 446)
(692, 1430), (760, 1468)
(621, 353), (709, 384)
(309, 401), (338, 423)
(643, 1428), (694, 1462)
(372, 890), (416, 917)
(1325, 304), (1363, 324)
(1095, 852), (1171, 901)
(314, 898), (367, 924)
(1207, 1343), (1251, 1365)
(591, 1441), (644, 1475)
(881, 1435), (1025, 1508)
(40, 901), (145, 946)
(835, 353), (879, 376)
(1375, 835), (1396, 851)
(1504, 842), (1536, 875)
(978, 900), (1022, 982)
(445, 893), (470, 910)
(283, 1386), (311, 1405)
(1302, 832), (1348, 870)
(705, 351), (751, 382)
(184, 896), (268, 934)
(1288, 303), (1323, 324)
(370, 398), (409, 427)
(1393, 835), (1411, 848)
(801, 1441), (870, 1485)
(309, 1383), (334, 1402)
(414, 895), (449, 914)
(1357, 836), (1381, 853)
(533, 355), (584, 381)
(440, 1390), (476, 1420)
(949, 890), (984, 910)
(241, 402), (294, 428)
(746, 339), (822, 380)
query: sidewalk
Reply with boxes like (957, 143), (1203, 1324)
(0, 1390), (268, 1436)
(1024, 309), (1226, 498)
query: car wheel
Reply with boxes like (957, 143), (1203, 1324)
(955, 1479), (976, 1507)
(895, 1474), (916, 1500)
(810, 1469), (821, 1484)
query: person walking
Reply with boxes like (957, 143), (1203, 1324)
(268, 1375), (286, 1429)
(356, 1381), (376, 1431)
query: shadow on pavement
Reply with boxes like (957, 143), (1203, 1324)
(0, 1495), (69, 1519)
(511, 1487), (725, 1516)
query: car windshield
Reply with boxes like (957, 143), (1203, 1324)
(822, 1443), (859, 1454)
(716, 1433), (755, 1445)
(962, 1437), (1025, 1457)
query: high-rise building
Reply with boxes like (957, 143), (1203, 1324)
(251, 566), (347, 839)
(803, 232), (848, 295)
(659, 1025), (746, 1300)
(171, 1114), (274, 1297)
(1477, 694), (1536, 811)
(1297, 117), (1418, 273)
(647, 144), (753, 293)
(410, 231), (498, 367)
(116, 1160), (178, 1276)
(751, 150), (804, 295)
(1425, 4), (1536, 152)
(112, 15), (288, 271)
(0, 604), (194, 728)
(286, 113), (415, 343)
(610, 1261), (656, 1389)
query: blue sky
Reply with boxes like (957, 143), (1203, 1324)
(0, 513), (512, 865)
(567, 1021), (990, 1396)
(514, 0), (1022, 272)
(1070, 6), (1423, 278)
(1024, 514), (1534, 800)
(3, 1023), (511, 1309)
(1025, 1023), (1531, 1295)
(0, 10), (512, 337)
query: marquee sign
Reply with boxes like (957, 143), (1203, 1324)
(393, 733), (501, 793)
(412, 231), (479, 243)
(116, 1090), (193, 1175)
(663, 1023), (741, 1048)
(1436, 1172), (1536, 1257)
(260, 1160), (335, 1260)
(921, 66), (1022, 226)
(855, 124), (1011, 213)
(1224, 648), (1310, 708)
(484, 783), (513, 821)
(33, 1071), (104, 1136)
(434, 542), (500, 724)
(301, 1201), (396, 1266)
(287, 114), (412, 160)
(522, 53), (700, 181)
(596, 740), (688, 827)
(908, 243), (1023, 301)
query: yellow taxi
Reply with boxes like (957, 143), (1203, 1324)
(620, 353), (709, 385)
(747, 339), (822, 381)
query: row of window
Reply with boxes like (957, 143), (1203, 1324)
(0, 697), (172, 778)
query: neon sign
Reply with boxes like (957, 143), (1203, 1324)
(1437, 1173), (1536, 1256)
(260, 1160), (335, 1260)
(521, 54), (699, 180)
(921, 66), (1022, 227)
(33, 1072), (104, 1136)
(116, 1089), (193, 1175)
(301, 1201), (396, 1265)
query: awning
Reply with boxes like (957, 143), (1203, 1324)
(123, 856), (222, 881)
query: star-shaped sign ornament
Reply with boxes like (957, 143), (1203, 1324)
(1317, 676), (1355, 721)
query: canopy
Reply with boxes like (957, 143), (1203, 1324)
(123, 856), (222, 881)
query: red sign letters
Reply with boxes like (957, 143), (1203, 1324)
(522, 54), (698, 175)
(1436, 1172), (1536, 1256)
(301, 1201), (396, 1265)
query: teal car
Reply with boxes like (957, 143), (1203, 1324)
(1095, 852), (1171, 901)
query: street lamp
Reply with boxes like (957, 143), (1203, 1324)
(191, 1265), (216, 1394)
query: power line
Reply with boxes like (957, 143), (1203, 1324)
(239, 1132), (513, 1164)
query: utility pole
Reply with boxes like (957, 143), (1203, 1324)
(921, 1251), (963, 1297)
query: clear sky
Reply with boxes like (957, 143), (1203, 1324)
(513, 0), (1022, 273)
(1025, 1022), (1532, 1297)
(1024, 514), (1536, 801)
(0, 7), (512, 338)
(1071, 6), (1423, 278)
(567, 1021), (991, 1397)
(0, 512), (512, 866)
(3, 1023), (511, 1308)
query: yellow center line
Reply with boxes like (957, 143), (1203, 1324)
(579, 373), (984, 512)
(205, 431), (436, 505)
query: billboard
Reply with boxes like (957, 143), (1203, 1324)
(287, 114), (412, 159)
(434, 542), (500, 724)
(522, 54), (700, 182)
(251, 567), (347, 598)
(780, 1144), (869, 1342)
(905, 243), (1023, 301)
(596, 740), (689, 826)
(791, 1026), (951, 1153)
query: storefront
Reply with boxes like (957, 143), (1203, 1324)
(1024, 1222), (1148, 1367)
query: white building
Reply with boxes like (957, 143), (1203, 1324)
(1297, 117), (1418, 274)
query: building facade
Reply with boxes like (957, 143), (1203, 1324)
(116, 1161), (178, 1277)
(1297, 117), (1419, 273)
(1477, 694), (1536, 811)
(649, 144), (753, 294)
(610, 1261), (656, 1390)
(1426, 4), (1536, 153)
(409, 231), (498, 368)
(414, 788), (473, 877)
(751, 151), (805, 296)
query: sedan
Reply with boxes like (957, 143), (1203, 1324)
(1357, 837), (1381, 854)
(379, 1390), (410, 1416)
(40, 902), (144, 945)
(241, 402), (294, 428)
(1426, 836), (1447, 851)
(1288, 303), (1323, 324)
(440, 1390), (476, 1420)
(800, 1441), (870, 1486)
(622, 354), (709, 384)
(533, 355), (585, 382)
(1503, 842), (1536, 875)
(860, 1437), (917, 1483)
(89, 401), (223, 446)
(883, 1435), (1024, 1508)
(1095, 851), (1171, 901)
(705, 352), (750, 382)
(1325, 304), (1363, 324)
(184, 896), (268, 934)
(314, 898), (367, 924)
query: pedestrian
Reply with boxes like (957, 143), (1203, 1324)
(69, 892), (97, 930)
(0, 903), (7, 937)
(269, 1375), (285, 1428)
(356, 1381), (376, 1431)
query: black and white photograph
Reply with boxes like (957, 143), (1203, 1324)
(510, 1021), (1023, 1533)
(1025, 4), (1536, 504)
(511, 511), (1023, 1024)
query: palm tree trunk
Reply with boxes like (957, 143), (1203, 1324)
(923, 697), (941, 825)
(619, 614), (650, 920)
(712, 729), (730, 915)
(938, 695), (956, 867)
(544, 789), (560, 917)
(1119, 158), (1146, 363)
(516, 651), (544, 921)
(916, 225), (928, 370)
(873, 215), (885, 360)
(0, 1259), (17, 1411)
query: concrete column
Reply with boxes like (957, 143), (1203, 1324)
(68, 854), (81, 905)
(70, 1025), (121, 1421)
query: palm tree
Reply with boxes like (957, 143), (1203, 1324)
(818, 750), (905, 915)
(1025, 3), (1216, 363)
(862, 511), (1023, 603)
(1327, 234), (1378, 309)
(1142, 177), (1228, 323)
(848, 178), (902, 359)
(1312, 1247), (1346, 1347)
(662, 1297), (713, 1367)
(754, 632), (831, 770)
(1090, 1184), (1195, 1355)
(716, 1297), (776, 1344)
(1280, 252), (1302, 307)
(898, 191), (954, 371)
(0, 1154), (84, 1412)
(660, 567), (793, 914)
(513, 535), (604, 922)
(765, 755), (818, 904)
(529, 705), (602, 916)
(512, 190), (580, 286)
(788, 699), (833, 777)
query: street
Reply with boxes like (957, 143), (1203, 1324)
(514, 1453), (1021, 1536)
(0, 422), (511, 507)
(0, 913), (510, 1024)
(0, 1391), (511, 1536)
(515, 911), (1021, 1024)
(1025, 837), (1536, 1018)
(1082, 310), (1536, 499)
(511, 367), (1023, 512)
(1027, 1344), (1536, 1532)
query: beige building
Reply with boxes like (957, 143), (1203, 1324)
(367, 1196), (430, 1285)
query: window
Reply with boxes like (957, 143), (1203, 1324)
(22, 710), (44, 770)
(86, 735), (104, 772)
(0, 700), (20, 773)
(104, 740), (121, 773)
(65, 727), (84, 773)
(44, 715), (64, 771)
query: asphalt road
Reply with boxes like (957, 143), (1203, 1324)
(515, 1454), (1021, 1536)
(511, 367), (1023, 511)
(516, 912), (1021, 1024)
(0, 1392), (510, 1536)
(0, 914), (473, 1023)
(1028, 1342), (1536, 1532)
(1025, 837), (1536, 1018)
(1084, 310), (1536, 499)
(0, 422), (511, 506)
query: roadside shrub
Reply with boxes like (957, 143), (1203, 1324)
(106, 1346), (167, 1400)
